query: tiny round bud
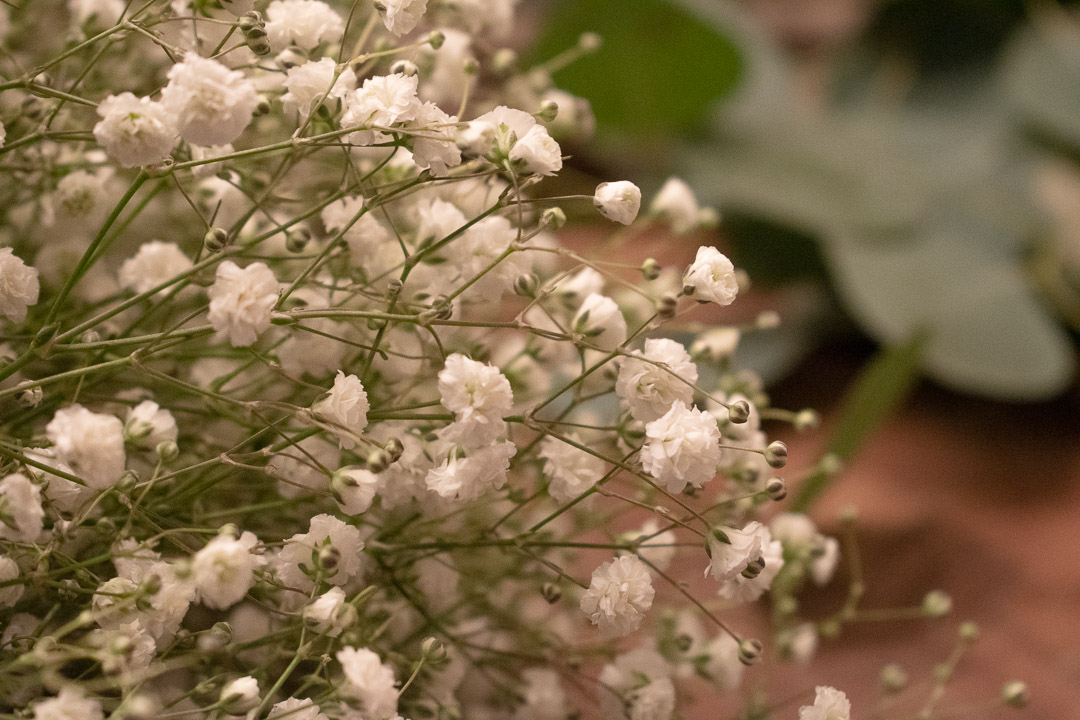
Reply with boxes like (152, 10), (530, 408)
(541, 582), (562, 604)
(204, 227), (229, 252)
(253, 97), (272, 117)
(698, 207), (720, 227)
(318, 544), (341, 573)
(248, 37), (271, 56)
(218, 523), (239, 539)
(740, 555), (766, 579)
(514, 273), (539, 298)
(198, 622), (232, 652)
(156, 440), (180, 464)
(921, 590), (953, 618)
(640, 258), (662, 281)
(219, 677), (260, 715)
(674, 633), (694, 653)
(540, 206), (566, 230)
(285, 229), (310, 253)
(390, 59), (418, 76)
(794, 409), (820, 431)
(140, 573), (162, 596)
(383, 437), (404, 462)
(880, 664), (908, 693)
(238, 11), (263, 31)
(427, 31), (445, 49)
(118, 694), (157, 720)
(658, 293), (679, 319)
(727, 400), (751, 424)
(765, 477), (787, 501)
(537, 99), (559, 123)
(764, 440), (788, 468)
(1001, 681), (1028, 709)
(737, 638), (762, 665)
(366, 448), (390, 474)
(491, 48), (518, 75)
(421, 637), (447, 662)
(578, 32), (603, 52)
(958, 620), (979, 641)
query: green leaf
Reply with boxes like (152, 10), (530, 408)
(529, 0), (742, 136)
(791, 333), (925, 512)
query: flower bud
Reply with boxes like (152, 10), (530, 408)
(390, 59), (418, 76)
(958, 621), (979, 641)
(427, 31), (445, 49)
(755, 310), (781, 329)
(765, 477), (787, 501)
(537, 99), (559, 123)
(238, 11), (263, 32)
(740, 555), (766, 579)
(658, 293), (679, 319)
(764, 440), (788, 469)
(198, 622), (232, 652)
(578, 32), (603, 52)
(541, 582), (562, 604)
(540, 206), (566, 230)
(1001, 681), (1028, 708)
(737, 638), (762, 665)
(285, 228), (311, 253)
(491, 48), (518, 75)
(514, 273), (539, 298)
(421, 637), (447, 663)
(219, 676), (260, 715)
(794, 409), (820, 431)
(384, 437), (404, 462)
(366, 448), (391, 474)
(254, 97), (272, 117)
(156, 440), (179, 463)
(204, 227), (229, 252)
(16, 383), (42, 408)
(921, 590), (952, 618)
(727, 400), (751, 424)
(318, 544), (341, 573)
(640, 258), (661, 281)
(880, 664), (908, 693)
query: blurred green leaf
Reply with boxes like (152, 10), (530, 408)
(530, 0), (742, 136)
(791, 333), (925, 512)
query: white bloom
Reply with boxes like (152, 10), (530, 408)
(799, 686), (851, 720)
(118, 241), (193, 297)
(277, 514), (364, 592)
(336, 647), (398, 719)
(769, 512), (818, 547)
(341, 73), (420, 145)
(641, 403), (721, 494)
(46, 405), (126, 489)
(408, 101), (462, 176)
(32, 688), (104, 720)
(269, 698), (328, 720)
(510, 124), (563, 176)
(0, 555), (22, 607)
(303, 587), (356, 636)
(628, 677), (675, 720)
(191, 531), (264, 610)
(580, 555), (654, 636)
(0, 473), (44, 542)
(160, 54), (260, 146)
(330, 467), (379, 515)
(689, 327), (740, 362)
(616, 338), (698, 423)
(281, 58), (355, 121)
(124, 400), (178, 449)
(0, 248), (40, 323)
(93, 93), (178, 168)
(705, 521), (768, 583)
(683, 246), (738, 306)
(717, 527), (783, 604)
(68, 0), (124, 25)
(456, 119), (496, 156)
(207, 261), (279, 347)
(594, 181), (641, 225)
(598, 649), (671, 720)
(220, 676), (260, 714)
(650, 177), (700, 234)
(812, 536), (840, 586)
(515, 668), (567, 720)
(425, 441), (515, 502)
(783, 622), (819, 663)
(266, 0), (344, 52)
(312, 372), (369, 449)
(539, 433), (604, 502)
(438, 354), (513, 446)
(378, 0), (428, 36)
(572, 293), (627, 352)
(703, 632), (743, 690)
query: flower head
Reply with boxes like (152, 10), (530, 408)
(616, 338), (698, 423)
(640, 403), (720, 494)
(191, 531), (263, 610)
(161, 54), (259, 146)
(594, 181), (642, 225)
(799, 686), (851, 720)
(336, 647), (398, 718)
(683, 247), (738, 307)
(266, 0), (344, 52)
(0, 248), (39, 323)
(207, 261), (279, 347)
(93, 93), (178, 168)
(313, 372), (369, 449)
(46, 405), (126, 489)
(580, 554), (655, 636)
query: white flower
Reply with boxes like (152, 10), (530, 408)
(616, 338), (698, 423)
(515, 668), (567, 720)
(93, 93), (178, 168)
(683, 246), (738, 306)
(191, 531), (264, 610)
(118, 241), (193, 297)
(0, 248), (40, 323)
(269, 698), (328, 720)
(572, 293), (627, 352)
(425, 441), (515, 502)
(336, 647), (398, 719)
(303, 587), (356, 636)
(0, 555), (22, 607)
(281, 58), (355, 121)
(220, 676), (260, 714)
(509, 124), (563, 176)
(598, 649), (671, 720)
(0, 473), (44, 542)
(539, 433), (604, 502)
(705, 521), (768, 583)
(456, 119), (496, 156)
(449, 214), (524, 298)
(689, 327), (740, 362)
(207, 261), (279, 347)
(32, 687), (104, 720)
(160, 54), (260, 146)
(594, 181), (641, 225)
(341, 73), (420, 144)
(717, 527), (783, 604)
(703, 632), (743, 690)
(312, 371), (369, 449)
(641, 403), (721, 494)
(330, 467), (379, 515)
(276, 514), (364, 593)
(377, 0), (428, 36)
(68, 0), (124, 25)
(437, 354), (513, 446)
(266, 0), (344, 52)
(813, 536), (840, 586)
(628, 677), (675, 720)
(124, 400), (178, 449)
(408, 101), (462, 176)
(650, 177), (700, 234)
(799, 686), (851, 720)
(46, 405), (126, 489)
(555, 266), (605, 301)
(580, 555), (654, 636)
(769, 512), (818, 547)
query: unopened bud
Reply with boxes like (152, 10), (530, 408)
(658, 293), (679, 319)
(737, 638), (762, 665)
(578, 32), (603, 52)
(491, 48), (518, 75)
(318, 544), (341, 573)
(390, 59), (418, 76)
(755, 310), (780, 329)
(1001, 681), (1028, 709)
(156, 440), (179, 463)
(427, 31), (445, 49)
(540, 206), (566, 230)
(366, 448), (390, 474)
(765, 477), (786, 501)
(727, 400), (750, 424)
(541, 582), (562, 604)
(740, 555), (766, 579)
(204, 227), (229, 252)
(921, 590), (952, 618)
(383, 437), (404, 462)
(537, 99), (559, 123)
(219, 676), (260, 715)
(238, 11), (263, 32)
(514, 273), (539, 298)
(794, 409), (820, 431)
(764, 440), (788, 468)
(254, 97), (272, 117)
(198, 622), (232, 652)
(958, 620), (979, 641)
(248, 36), (271, 55)
(285, 229), (310, 253)
(698, 207), (720, 228)
(640, 258), (661, 281)
(421, 637), (446, 662)
(16, 383), (42, 408)
(880, 664), (908, 693)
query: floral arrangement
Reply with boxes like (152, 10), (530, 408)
(0, 2), (1027, 720)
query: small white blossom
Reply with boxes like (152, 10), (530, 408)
(125, 400), (178, 449)
(598, 649), (672, 720)
(220, 676), (260, 715)
(93, 93), (178, 168)
(515, 668), (567, 720)
(509, 124), (563, 176)
(207, 261), (279, 347)
(650, 177), (700, 234)
(594, 181), (641, 225)
(616, 338), (698, 423)
(409, 101), (462, 176)
(705, 521), (768, 583)
(0, 248), (40, 323)
(118, 241), (193, 297)
(683, 246), (738, 307)
(269, 698), (328, 720)
(717, 526), (783, 604)
(0, 473), (44, 542)
(161, 54), (260, 146)
(331, 467), (379, 515)
(628, 676), (675, 720)
(281, 58), (355, 121)
(377, 0), (428, 36)
(580, 555), (654, 636)
(640, 403), (720, 494)
(32, 688), (104, 720)
(303, 587), (356, 636)
(0, 555), (22, 607)
(799, 686), (851, 720)
(336, 647), (398, 719)
(312, 371), (369, 449)
(342, 73), (421, 144)
(191, 531), (264, 610)
(46, 405), (126, 489)
(425, 442), (515, 502)
(438, 354), (513, 447)
(266, 0), (344, 52)
(276, 514), (364, 592)
(539, 433), (604, 502)
(572, 293), (627, 351)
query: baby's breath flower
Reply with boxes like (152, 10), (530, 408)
(705, 522), (768, 584)
(594, 181), (642, 225)
(32, 687), (104, 720)
(93, 93), (178, 168)
(313, 371), (369, 449)
(616, 338), (698, 423)
(269, 698), (328, 720)
(46, 405), (126, 489)
(580, 555), (655, 636)
(124, 400), (178, 449)
(336, 647), (398, 719)
(438, 354), (513, 447)
(207, 261), (279, 347)
(281, 58), (355, 121)
(0, 247), (40, 323)
(682, 247), (738, 307)
(572, 293), (627, 351)
(377, 0), (429, 36)
(539, 433), (604, 502)
(161, 54), (260, 147)
(0, 473), (44, 543)
(118, 241), (193, 297)
(191, 531), (264, 610)
(303, 587), (356, 636)
(650, 177), (700, 234)
(798, 686), (851, 720)
(0, 555), (23, 607)
(265, 0), (344, 52)
(640, 403), (721, 494)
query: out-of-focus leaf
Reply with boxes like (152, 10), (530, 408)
(530, 0), (742, 136)
(723, 212), (831, 286)
(791, 333), (925, 512)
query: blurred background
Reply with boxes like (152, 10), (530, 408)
(522, 1), (1080, 717)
